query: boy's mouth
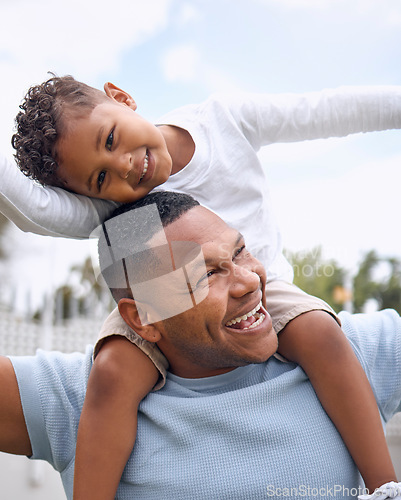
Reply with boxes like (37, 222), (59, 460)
(225, 301), (266, 331)
(139, 153), (149, 182)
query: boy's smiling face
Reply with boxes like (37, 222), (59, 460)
(56, 96), (173, 203)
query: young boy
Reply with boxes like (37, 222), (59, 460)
(9, 75), (401, 500)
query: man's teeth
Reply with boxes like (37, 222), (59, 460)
(140, 154), (149, 180)
(225, 301), (265, 330)
(226, 302), (261, 325)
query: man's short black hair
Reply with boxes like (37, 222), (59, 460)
(110, 190), (200, 228)
(98, 191), (200, 303)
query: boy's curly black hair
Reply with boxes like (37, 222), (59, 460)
(11, 74), (107, 186)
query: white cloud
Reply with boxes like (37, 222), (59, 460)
(270, 153), (401, 271)
(0, 0), (173, 153)
(162, 45), (200, 82)
(161, 43), (244, 93)
(176, 3), (201, 25)
(254, 0), (401, 20)
(0, 0), (172, 73)
(384, 6), (401, 27)
(254, 0), (339, 10)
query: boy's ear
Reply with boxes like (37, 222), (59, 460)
(118, 298), (161, 343)
(104, 82), (137, 111)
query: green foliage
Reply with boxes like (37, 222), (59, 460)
(284, 246), (347, 313)
(286, 246), (401, 315)
(53, 257), (108, 320)
(352, 250), (380, 313)
(353, 251), (401, 314)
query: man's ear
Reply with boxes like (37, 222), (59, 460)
(118, 298), (161, 343)
(103, 82), (137, 111)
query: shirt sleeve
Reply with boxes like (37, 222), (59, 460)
(340, 309), (401, 423)
(0, 153), (118, 239)
(9, 347), (92, 472)
(216, 86), (401, 150)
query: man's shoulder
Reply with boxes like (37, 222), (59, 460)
(328, 310), (401, 422)
(340, 309), (401, 350)
(340, 309), (401, 340)
(10, 345), (93, 397)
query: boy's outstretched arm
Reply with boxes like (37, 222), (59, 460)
(0, 153), (116, 239)
(277, 310), (396, 494)
(73, 336), (159, 500)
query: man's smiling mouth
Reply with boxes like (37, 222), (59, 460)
(225, 301), (266, 331)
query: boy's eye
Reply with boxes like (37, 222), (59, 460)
(105, 130), (114, 151)
(97, 171), (106, 190)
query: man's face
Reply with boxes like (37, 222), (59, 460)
(56, 100), (172, 203)
(153, 206), (278, 378)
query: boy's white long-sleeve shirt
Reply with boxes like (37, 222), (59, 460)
(1, 86), (400, 278)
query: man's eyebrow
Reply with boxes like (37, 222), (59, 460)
(204, 231), (245, 265)
(186, 231), (245, 274)
(235, 232), (245, 247)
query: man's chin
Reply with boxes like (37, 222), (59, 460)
(241, 335), (279, 366)
(257, 333), (279, 363)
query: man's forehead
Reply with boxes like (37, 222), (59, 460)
(160, 205), (237, 245)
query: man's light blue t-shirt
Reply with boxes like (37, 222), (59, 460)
(10, 310), (401, 499)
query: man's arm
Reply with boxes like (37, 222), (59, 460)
(0, 356), (32, 456)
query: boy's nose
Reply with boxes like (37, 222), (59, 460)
(115, 155), (132, 179)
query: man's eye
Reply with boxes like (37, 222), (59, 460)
(97, 171), (106, 190)
(195, 270), (215, 288)
(105, 130), (114, 151)
(233, 245), (245, 259)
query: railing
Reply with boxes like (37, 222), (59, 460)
(0, 289), (114, 356)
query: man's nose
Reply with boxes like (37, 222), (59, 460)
(230, 265), (261, 298)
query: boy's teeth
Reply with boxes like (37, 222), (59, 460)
(225, 301), (263, 327)
(140, 154), (149, 180)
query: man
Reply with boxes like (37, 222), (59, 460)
(1, 190), (401, 499)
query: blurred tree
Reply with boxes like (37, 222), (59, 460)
(71, 256), (105, 299)
(353, 251), (401, 314)
(53, 256), (111, 320)
(379, 258), (401, 312)
(286, 247), (401, 315)
(352, 250), (380, 313)
(285, 246), (347, 313)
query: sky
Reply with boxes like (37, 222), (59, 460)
(0, 0), (400, 311)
